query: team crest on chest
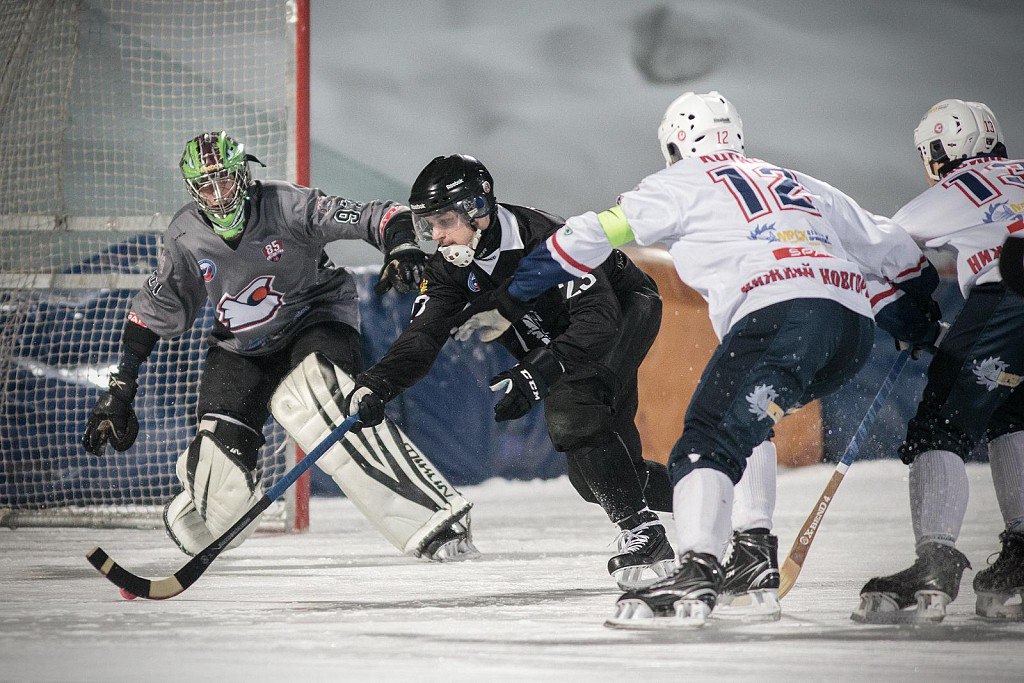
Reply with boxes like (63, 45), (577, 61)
(262, 239), (284, 262)
(198, 259), (216, 282)
(216, 275), (285, 331)
(467, 271), (481, 292)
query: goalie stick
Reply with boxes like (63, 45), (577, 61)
(86, 414), (359, 600)
(776, 350), (910, 599)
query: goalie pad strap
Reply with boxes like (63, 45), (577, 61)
(272, 352), (472, 554)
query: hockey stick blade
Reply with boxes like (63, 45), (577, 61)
(777, 350), (910, 599)
(86, 414), (359, 599)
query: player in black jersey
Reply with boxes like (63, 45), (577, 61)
(349, 154), (675, 588)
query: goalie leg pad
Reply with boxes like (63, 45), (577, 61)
(271, 352), (474, 556)
(174, 416), (263, 542)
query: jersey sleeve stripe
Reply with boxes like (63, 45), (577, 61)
(549, 231), (592, 276)
(893, 255), (927, 281)
(596, 206), (635, 248)
(869, 285), (900, 309)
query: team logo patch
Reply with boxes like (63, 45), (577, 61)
(198, 259), (217, 282)
(467, 272), (481, 292)
(216, 275), (285, 331)
(746, 384), (784, 423)
(972, 356), (1022, 391)
(419, 278), (429, 295)
(262, 240), (284, 262)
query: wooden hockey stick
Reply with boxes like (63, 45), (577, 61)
(777, 351), (910, 599)
(86, 414), (359, 600)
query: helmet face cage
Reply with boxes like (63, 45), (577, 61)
(180, 132), (252, 237)
(658, 91), (744, 167)
(409, 155), (494, 241)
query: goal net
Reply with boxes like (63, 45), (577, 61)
(0, 0), (309, 530)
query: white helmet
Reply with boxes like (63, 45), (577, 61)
(913, 98), (1001, 181)
(967, 101), (1003, 155)
(657, 91), (744, 167)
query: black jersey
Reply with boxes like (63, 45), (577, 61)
(360, 202), (654, 399)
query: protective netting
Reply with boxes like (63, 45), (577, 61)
(0, 0), (300, 528)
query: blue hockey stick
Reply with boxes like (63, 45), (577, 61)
(87, 414), (360, 599)
(778, 350), (911, 598)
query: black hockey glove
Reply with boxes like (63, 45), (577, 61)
(451, 280), (532, 343)
(346, 381), (387, 430)
(82, 373), (140, 456)
(894, 299), (945, 360)
(488, 347), (564, 422)
(374, 243), (429, 295)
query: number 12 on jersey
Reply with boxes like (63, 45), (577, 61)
(708, 164), (821, 222)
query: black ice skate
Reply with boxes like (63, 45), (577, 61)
(974, 530), (1024, 621)
(419, 515), (481, 562)
(607, 520), (676, 589)
(715, 529), (781, 621)
(606, 551), (724, 630)
(852, 542), (970, 624)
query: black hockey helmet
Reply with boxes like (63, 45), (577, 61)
(408, 154), (495, 240)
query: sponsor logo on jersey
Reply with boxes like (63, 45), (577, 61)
(746, 384), (783, 423)
(972, 356), (1022, 391)
(216, 275), (285, 331)
(748, 222), (833, 248)
(127, 311), (148, 328)
(467, 271), (481, 292)
(419, 278), (429, 295)
(198, 259), (216, 282)
(262, 239), (284, 262)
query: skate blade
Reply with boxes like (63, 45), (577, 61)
(975, 590), (1024, 621)
(604, 598), (710, 630)
(714, 589), (781, 622)
(611, 558), (676, 590)
(851, 591), (950, 624)
(427, 538), (482, 562)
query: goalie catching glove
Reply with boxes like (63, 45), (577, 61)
(374, 242), (429, 295)
(82, 372), (140, 456)
(489, 347), (564, 422)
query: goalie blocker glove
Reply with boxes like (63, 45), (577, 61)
(82, 372), (140, 456)
(488, 347), (564, 422)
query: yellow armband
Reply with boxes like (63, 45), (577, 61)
(596, 205), (635, 247)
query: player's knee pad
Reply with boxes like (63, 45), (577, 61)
(544, 375), (615, 452)
(271, 352), (473, 558)
(899, 412), (974, 464)
(173, 416), (263, 543)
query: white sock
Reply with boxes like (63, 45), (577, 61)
(910, 450), (969, 549)
(732, 440), (776, 532)
(988, 431), (1024, 533)
(672, 467), (733, 560)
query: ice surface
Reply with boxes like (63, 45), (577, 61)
(2, 461), (1022, 680)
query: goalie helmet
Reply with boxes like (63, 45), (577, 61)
(180, 132), (259, 240)
(657, 91), (744, 167)
(913, 99), (1002, 182)
(409, 155), (495, 266)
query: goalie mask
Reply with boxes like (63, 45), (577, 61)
(409, 154), (495, 267)
(913, 99), (1004, 183)
(180, 132), (263, 240)
(658, 91), (744, 167)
